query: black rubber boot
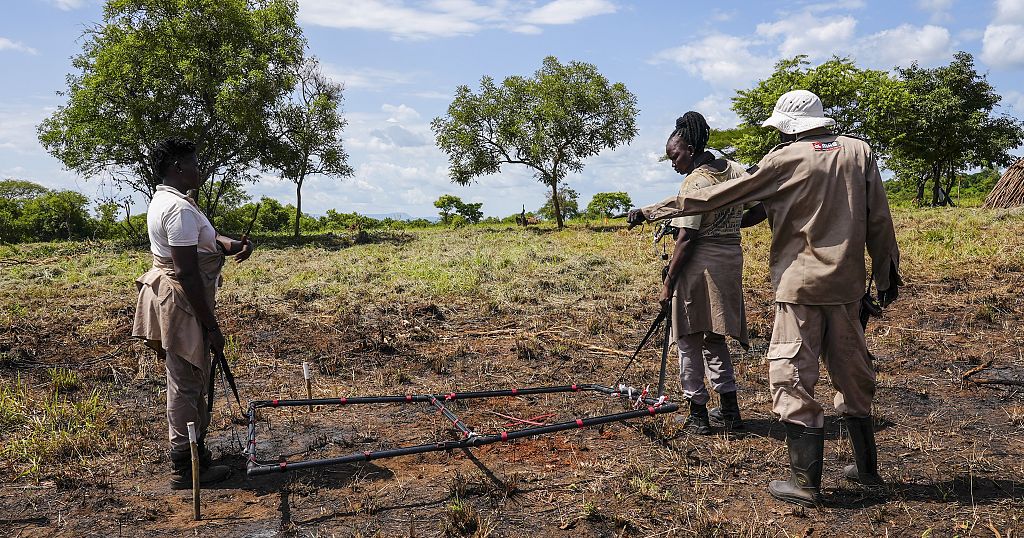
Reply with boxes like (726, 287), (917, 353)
(678, 400), (713, 435)
(169, 448), (231, 490)
(768, 422), (824, 508)
(709, 391), (745, 430)
(843, 416), (884, 487)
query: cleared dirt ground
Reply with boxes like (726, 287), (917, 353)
(1, 207), (1023, 537)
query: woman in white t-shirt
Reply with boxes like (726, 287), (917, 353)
(132, 137), (252, 489)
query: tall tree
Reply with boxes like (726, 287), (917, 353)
(586, 191), (632, 218)
(433, 194), (483, 224)
(264, 57), (352, 237)
(434, 194), (462, 224)
(432, 56), (638, 228)
(720, 56), (909, 165)
(538, 187), (580, 222)
(890, 52), (1024, 206)
(37, 0), (306, 214)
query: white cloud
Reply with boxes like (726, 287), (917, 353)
(382, 103), (421, 123)
(510, 24), (543, 34)
(521, 0), (616, 25)
(297, 0), (616, 39)
(918, 0), (953, 10)
(710, 9), (736, 22)
(297, 0), (489, 39)
(409, 90), (454, 100)
(0, 37), (38, 55)
(803, 0), (865, 12)
(369, 125), (428, 147)
(756, 14), (857, 60)
(996, 0), (1024, 23)
(861, 24), (952, 67)
(958, 27), (985, 41)
(320, 64), (416, 90)
(1004, 90), (1024, 112)
(982, 23), (1024, 68)
(45, 0), (86, 10)
(0, 105), (51, 154)
(651, 33), (774, 90)
(917, 0), (952, 22)
(693, 94), (741, 129)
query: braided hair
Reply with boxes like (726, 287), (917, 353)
(150, 137), (197, 179)
(667, 111), (710, 153)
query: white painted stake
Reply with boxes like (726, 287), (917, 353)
(303, 362), (313, 412)
(187, 421), (201, 521)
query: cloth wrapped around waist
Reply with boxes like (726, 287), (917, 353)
(671, 239), (748, 347)
(131, 253), (224, 368)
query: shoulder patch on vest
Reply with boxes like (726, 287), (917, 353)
(812, 140), (842, 152)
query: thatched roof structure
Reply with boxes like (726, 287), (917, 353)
(984, 158), (1024, 209)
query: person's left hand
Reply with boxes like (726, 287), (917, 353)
(658, 281), (672, 309)
(626, 208), (646, 229)
(234, 236), (254, 263)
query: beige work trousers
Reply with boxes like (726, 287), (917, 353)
(677, 331), (737, 406)
(767, 302), (874, 428)
(165, 350), (211, 454)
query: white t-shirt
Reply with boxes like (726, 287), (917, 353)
(147, 185), (219, 257)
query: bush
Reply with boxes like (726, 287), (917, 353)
(0, 180), (94, 242)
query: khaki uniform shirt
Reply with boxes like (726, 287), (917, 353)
(649, 160), (749, 344)
(669, 160), (748, 239)
(642, 133), (900, 306)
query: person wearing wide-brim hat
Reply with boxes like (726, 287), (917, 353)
(627, 89), (902, 508)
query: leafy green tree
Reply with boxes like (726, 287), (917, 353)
(538, 187), (580, 222)
(253, 197), (293, 232)
(432, 56), (638, 228)
(37, 0), (306, 209)
(18, 191), (94, 241)
(197, 179), (252, 228)
(721, 56), (910, 164)
(434, 194), (463, 224)
(888, 52), (1024, 206)
(586, 191), (632, 218)
(0, 198), (22, 243)
(434, 194), (484, 224)
(319, 210), (381, 230)
(886, 167), (1003, 207)
(264, 57), (352, 238)
(457, 201), (483, 224)
(0, 180), (49, 201)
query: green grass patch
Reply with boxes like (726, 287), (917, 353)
(0, 380), (113, 479)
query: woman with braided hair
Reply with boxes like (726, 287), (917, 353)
(645, 111), (764, 434)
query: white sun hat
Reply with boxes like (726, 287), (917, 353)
(761, 90), (836, 135)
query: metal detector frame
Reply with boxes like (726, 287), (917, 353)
(245, 383), (678, 477)
(245, 222), (681, 478)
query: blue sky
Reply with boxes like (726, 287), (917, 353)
(2, 0), (1024, 219)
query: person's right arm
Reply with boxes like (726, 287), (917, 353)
(864, 152), (902, 305)
(166, 209), (224, 351)
(170, 245), (224, 352)
(630, 154), (782, 226)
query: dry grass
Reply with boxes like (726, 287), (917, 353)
(0, 208), (1022, 536)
